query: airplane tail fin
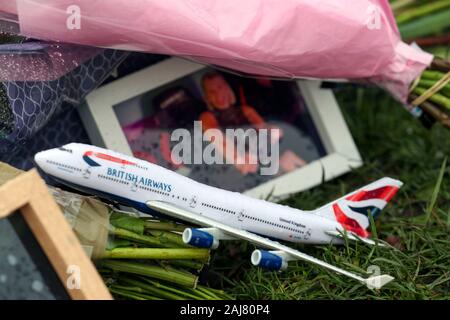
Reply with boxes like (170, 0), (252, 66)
(313, 177), (403, 238)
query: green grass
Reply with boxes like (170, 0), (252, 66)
(0, 32), (25, 138)
(209, 87), (450, 300)
(0, 84), (13, 139)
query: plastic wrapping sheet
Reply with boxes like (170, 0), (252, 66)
(0, 2), (18, 16)
(0, 162), (111, 259)
(0, 49), (128, 153)
(0, 105), (91, 172)
(0, 161), (135, 261)
(0, 53), (164, 169)
(0, 4), (101, 82)
(0, 42), (102, 82)
(6, 0), (434, 102)
(48, 187), (112, 260)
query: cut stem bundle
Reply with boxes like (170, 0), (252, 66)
(408, 58), (450, 130)
(102, 247), (210, 261)
(99, 260), (198, 288)
(97, 213), (230, 300)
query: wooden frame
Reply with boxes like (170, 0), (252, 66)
(0, 169), (112, 300)
(79, 57), (362, 200)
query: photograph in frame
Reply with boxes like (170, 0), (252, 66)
(80, 58), (362, 199)
(112, 67), (327, 192)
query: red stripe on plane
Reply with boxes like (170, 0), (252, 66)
(346, 186), (399, 202)
(83, 151), (136, 166)
(332, 204), (369, 238)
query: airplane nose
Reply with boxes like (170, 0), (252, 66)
(34, 151), (47, 169)
(34, 150), (53, 172)
(34, 151), (44, 166)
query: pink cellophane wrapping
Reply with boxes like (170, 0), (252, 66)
(0, 43), (101, 81)
(10, 0), (433, 102)
(0, 2), (101, 81)
(0, 2), (17, 15)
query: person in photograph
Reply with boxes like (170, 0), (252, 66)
(241, 78), (325, 151)
(124, 86), (204, 170)
(230, 77), (303, 123)
(199, 72), (307, 175)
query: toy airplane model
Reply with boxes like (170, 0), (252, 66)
(34, 143), (403, 289)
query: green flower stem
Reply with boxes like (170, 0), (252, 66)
(101, 247), (210, 261)
(138, 277), (207, 300)
(111, 227), (176, 248)
(426, 45), (450, 60)
(109, 287), (150, 300)
(144, 220), (188, 232)
(396, 1), (450, 25)
(390, 0), (416, 13)
(196, 286), (222, 300)
(165, 259), (206, 270)
(418, 79), (450, 97)
(110, 212), (145, 234)
(146, 230), (191, 248)
(185, 286), (219, 300)
(421, 70), (447, 81)
(111, 284), (149, 295)
(112, 286), (163, 300)
(119, 278), (186, 300)
(413, 87), (450, 110)
(399, 8), (450, 39)
(205, 287), (235, 300)
(410, 93), (450, 130)
(99, 259), (198, 288)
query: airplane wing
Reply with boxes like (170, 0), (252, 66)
(146, 200), (394, 289)
(325, 230), (387, 247)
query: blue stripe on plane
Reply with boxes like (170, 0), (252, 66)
(83, 155), (101, 167)
(348, 205), (381, 218)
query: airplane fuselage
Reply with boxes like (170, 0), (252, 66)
(35, 143), (342, 244)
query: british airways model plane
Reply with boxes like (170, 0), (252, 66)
(34, 143), (403, 289)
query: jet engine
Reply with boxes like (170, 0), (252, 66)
(251, 249), (288, 271)
(182, 228), (219, 249)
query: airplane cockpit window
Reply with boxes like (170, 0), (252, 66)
(58, 147), (73, 153)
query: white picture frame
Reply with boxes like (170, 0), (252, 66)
(79, 57), (362, 201)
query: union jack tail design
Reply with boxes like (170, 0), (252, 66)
(313, 177), (403, 238)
